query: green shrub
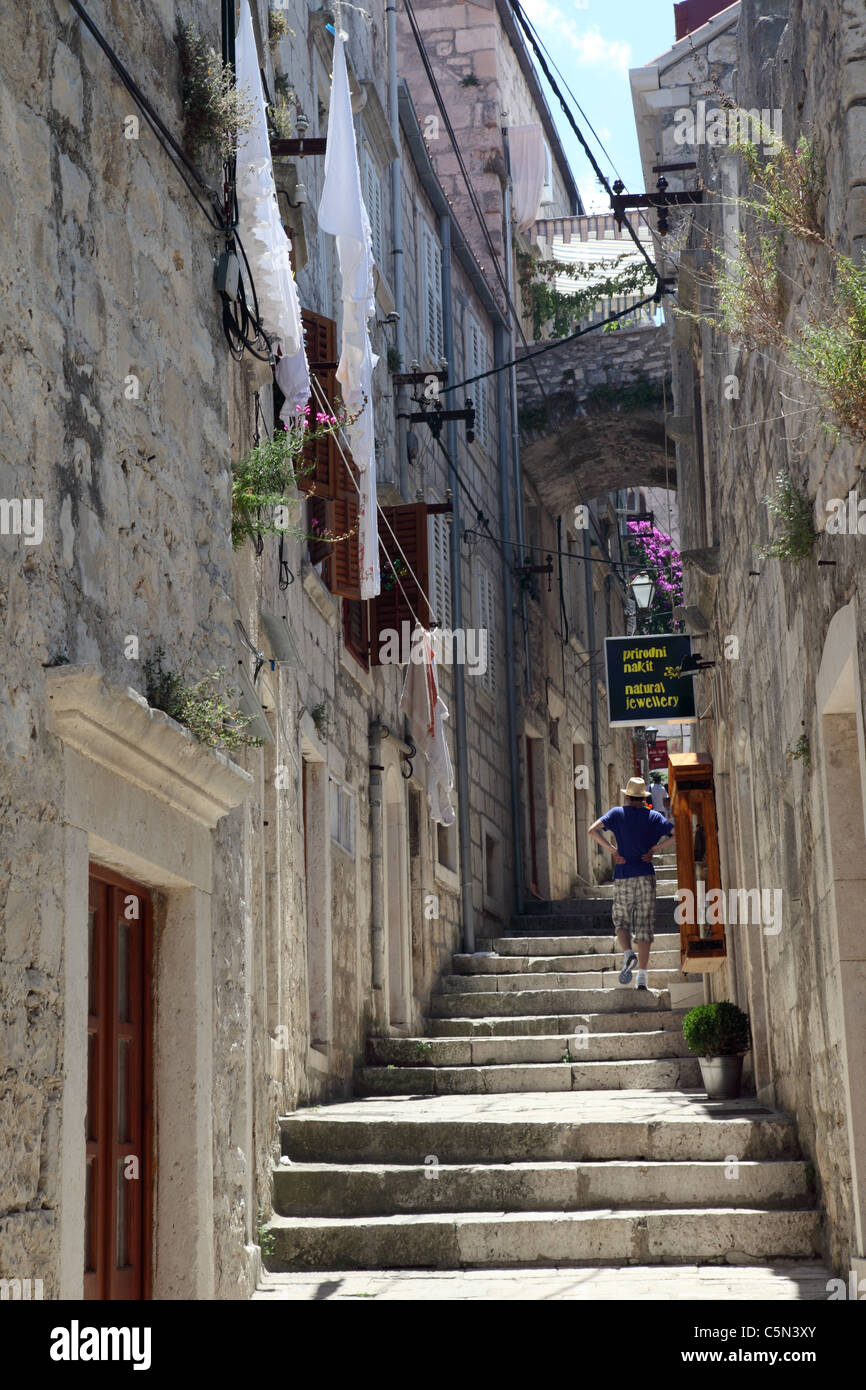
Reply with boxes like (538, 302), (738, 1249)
(759, 469), (815, 562)
(178, 22), (255, 161)
(682, 1001), (751, 1057)
(143, 646), (262, 751)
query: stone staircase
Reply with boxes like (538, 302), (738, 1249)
(258, 882), (824, 1292)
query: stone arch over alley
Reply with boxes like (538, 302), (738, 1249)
(516, 322), (673, 511)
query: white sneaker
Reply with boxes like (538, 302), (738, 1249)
(635, 969), (648, 991)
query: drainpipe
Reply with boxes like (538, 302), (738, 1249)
(386, 6), (408, 499)
(495, 322), (525, 916)
(584, 527), (603, 822)
(502, 127), (531, 694)
(368, 720), (386, 1029)
(439, 214), (476, 954)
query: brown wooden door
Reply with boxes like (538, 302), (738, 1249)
(85, 867), (152, 1300)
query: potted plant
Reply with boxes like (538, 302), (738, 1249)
(681, 1001), (751, 1100)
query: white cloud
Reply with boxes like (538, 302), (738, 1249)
(520, 0), (632, 73)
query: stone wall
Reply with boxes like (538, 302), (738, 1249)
(659, 0), (866, 1272)
(0, 0), (249, 1294)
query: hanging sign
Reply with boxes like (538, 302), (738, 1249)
(604, 634), (697, 727)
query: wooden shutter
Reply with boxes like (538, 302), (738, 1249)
(362, 148), (382, 266)
(466, 311), (489, 449)
(330, 453), (361, 599)
(428, 505), (451, 629)
(477, 560), (496, 696)
(343, 598), (369, 668)
(307, 495), (333, 587)
(370, 503), (432, 664)
(422, 224), (443, 362)
(300, 309), (338, 497)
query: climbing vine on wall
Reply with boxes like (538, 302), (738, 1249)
(518, 250), (656, 341)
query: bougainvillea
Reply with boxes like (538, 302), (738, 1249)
(627, 519), (684, 634)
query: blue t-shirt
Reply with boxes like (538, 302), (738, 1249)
(601, 805), (674, 879)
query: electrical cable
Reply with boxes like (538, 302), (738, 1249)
(511, 1), (658, 246)
(442, 290), (660, 395)
(402, 0), (548, 399)
(68, 0), (227, 232)
(308, 377), (428, 631)
(507, 0), (660, 285)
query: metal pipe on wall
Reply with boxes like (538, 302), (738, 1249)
(386, 3), (409, 500)
(584, 526), (603, 822)
(439, 215), (476, 954)
(495, 322), (525, 916)
(368, 720), (386, 1027)
(502, 127), (532, 695)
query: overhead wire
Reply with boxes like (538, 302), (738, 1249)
(508, 0), (660, 285)
(402, 0), (548, 400)
(68, 0), (227, 232)
(510, 0), (658, 246)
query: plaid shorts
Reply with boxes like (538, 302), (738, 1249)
(612, 874), (656, 943)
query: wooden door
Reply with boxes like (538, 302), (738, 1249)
(85, 867), (152, 1300)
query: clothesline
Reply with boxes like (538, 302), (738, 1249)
(308, 375), (429, 634)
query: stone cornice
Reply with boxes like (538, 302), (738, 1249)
(45, 665), (253, 829)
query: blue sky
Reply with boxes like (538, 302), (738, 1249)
(519, 0), (682, 209)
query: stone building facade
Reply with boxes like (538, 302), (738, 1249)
(0, 0), (630, 1302)
(631, 0), (866, 1278)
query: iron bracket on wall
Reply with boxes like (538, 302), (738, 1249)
(403, 400), (475, 444)
(611, 177), (703, 236)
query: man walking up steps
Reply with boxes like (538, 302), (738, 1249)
(588, 776), (676, 990)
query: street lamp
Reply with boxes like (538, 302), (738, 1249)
(645, 727), (659, 749)
(630, 571), (656, 610)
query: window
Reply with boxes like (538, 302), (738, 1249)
(436, 820), (457, 874)
(329, 778), (355, 855)
(420, 220), (444, 363)
(483, 827), (503, 914)
(362, 145), (383, 267)
(343, 598), (369, 669)
(465, 310), (489, 450)
(475, 560), (496, 698)
(294, 309), (362, 601)
(370, 503), (432, 665)
(427, 498), (452, 630)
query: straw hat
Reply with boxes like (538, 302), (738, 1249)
(621, 776), (649, 799)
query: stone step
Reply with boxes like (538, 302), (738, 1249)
(356, 1057), (703, 1095)
(430, 987), (672, 1018)
(526, 897), (676, 915)
(453, 949), (682, 974)
(253, 1262), (834, 1301)
(367, 1029), (693, 1067)
(494, 933), (681, 957)
(438, 969), (682, 994)
(264, 1207), (821, 1271)
(272, 1159), (812, 1218)
(509, 909), (679, 935)
(428, 1009), (688, 1037)
(279, 1095), (804, 1165)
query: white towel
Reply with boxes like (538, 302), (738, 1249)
(235, 0), (305, 366)
(317, 31), (380, 598)
(400, 629), (456, 826)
